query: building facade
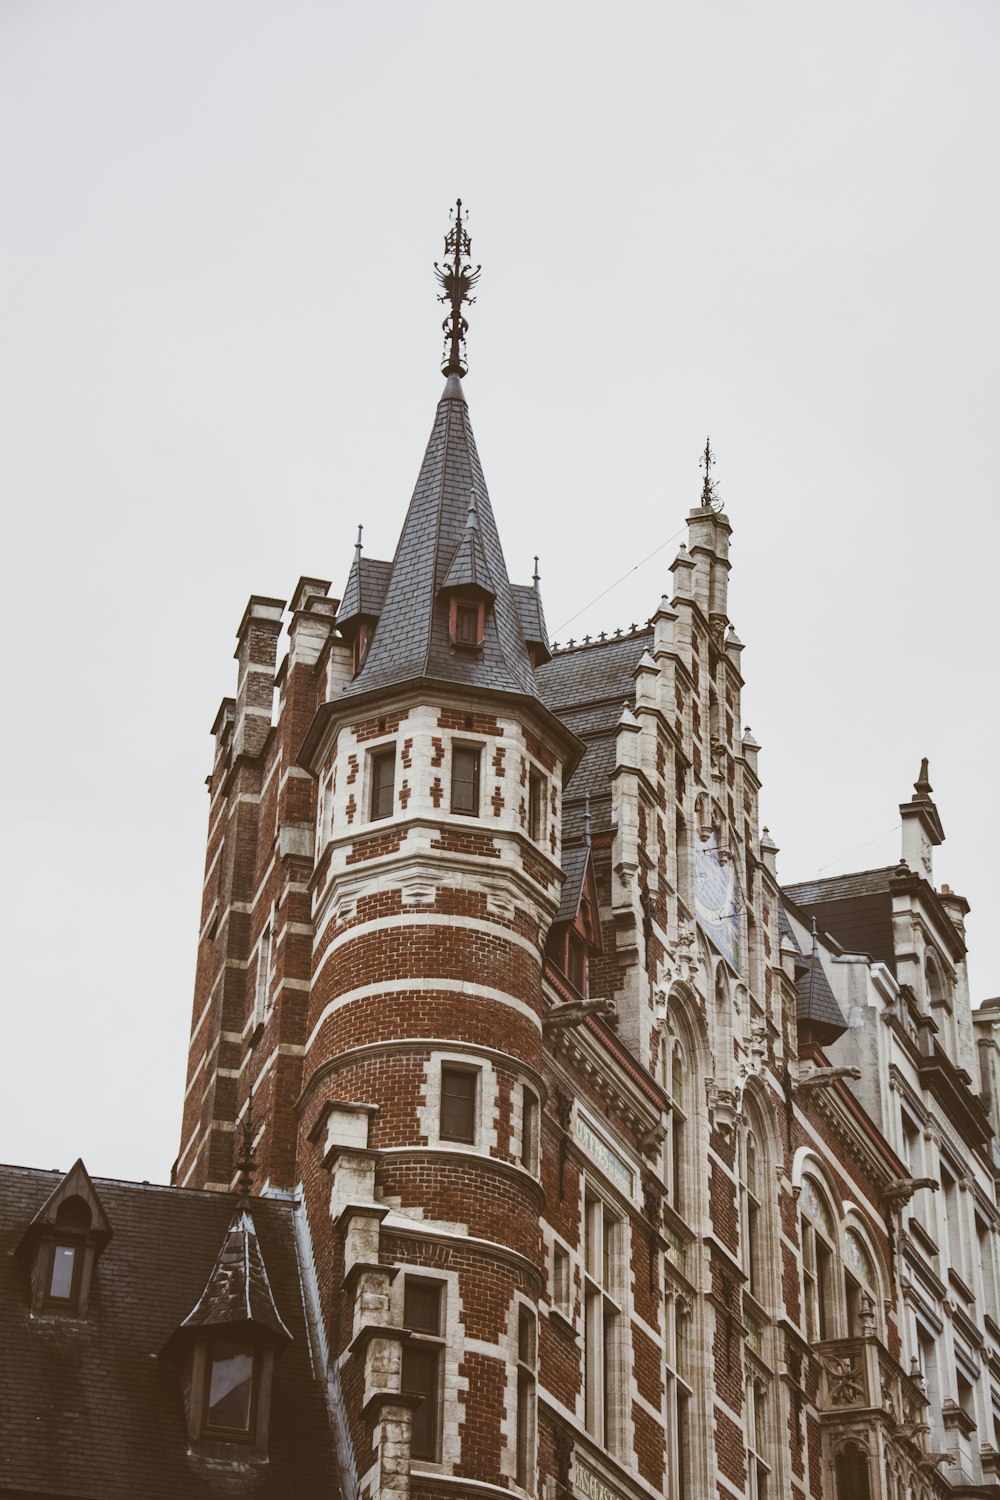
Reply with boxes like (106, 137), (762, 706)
(168, 228), (1000, 1500)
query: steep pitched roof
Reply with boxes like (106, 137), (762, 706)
(0, 1165), (338, 1499)
(16, 1157), (112, 1255)
(173, 1208), (291, 1345)
(337, 554), (392, 627)
(784, 867), (897, 974)
(344, 375), (537, 699)
(536, 630), (653, 841)
(440, 496), (495, 596)
(780, 906), (849, 1043)
(512, 584), (549, 653)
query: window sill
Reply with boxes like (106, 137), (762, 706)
(548, 1306), (579, 1340)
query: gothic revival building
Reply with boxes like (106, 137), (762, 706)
(168, 211), (1000, 1500)
(5, 209), (1000, 1500)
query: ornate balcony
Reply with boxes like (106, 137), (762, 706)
(815, 1335), (928, 1441)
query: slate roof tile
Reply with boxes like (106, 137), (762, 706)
(344, 377), (537, 700)
(0, 1166), (339, 1499)
(536, 631), (651, 835)
(337, 555), (392, 626)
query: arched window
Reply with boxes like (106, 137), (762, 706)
(667, 1038), (688, 1218)
(843, 1227), (879, 1336)
(800, 1176), (838, 1340)
(835, 1441), (871, 1500)
(739, 1130), (763, 1302)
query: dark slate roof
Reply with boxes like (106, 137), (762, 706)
(555, 844), (590, 925)
(440, 499), (495, 596)
(536, 631), (652, 838)
(794, 949), (849, 1041)
(0, 1165), (338, 1500)
(176, 1209), (291, 1344)
(512, 584), (549, 650)
(780, 902), (848, 1042)
(337, 554), (392, 627)
(344, 375), (537, 700)
(783, 867), (897, 975)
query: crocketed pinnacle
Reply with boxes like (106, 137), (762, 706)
(343, 377), (538, 701)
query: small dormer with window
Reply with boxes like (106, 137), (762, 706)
(336, 529), (392, 678)
(160, 1208), (291, 1452)
(15, 1158), (112, 1317)
(439, 493), (495, 650)
(546, 839), (603, 998)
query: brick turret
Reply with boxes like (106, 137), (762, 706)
(295, 372), (582, 1492)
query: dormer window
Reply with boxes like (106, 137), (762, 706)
(161, 1208), (291, 1454)
(47, 1242), (80, 1303)
(16, 1160), (112, 1319)
(352, 622), (371, 675)
(204, 1339), (258, 1438)
(449, 596), (485, 649)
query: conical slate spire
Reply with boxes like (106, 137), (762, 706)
(344, 378), (538, 700)
(177, 1209), (291, 1345)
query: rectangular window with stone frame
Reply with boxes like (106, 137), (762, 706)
(440, 1066), (478, 1144)
(515, 1304), (537, 1488)
(368, 745), (396, 821)
(450, 744), (481, 816)
(401, 1279), (445, 1462)
(664, 1289), (692, 1500)
(583, 1191), (625, 1454)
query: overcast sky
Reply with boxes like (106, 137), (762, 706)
(2, 1), (997, 1184)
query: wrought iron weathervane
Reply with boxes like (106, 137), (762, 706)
(700, 437), (723, 512)
(435, 199), (480, 378)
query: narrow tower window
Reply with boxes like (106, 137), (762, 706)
(450, 746), (481, 816)
(369, 747), (396, 821)
(440, 1066), (477, 1143)
(401, 1279), (444, 1462)
(516, 1305), (537, 1487)
(528, 769), (545, 840)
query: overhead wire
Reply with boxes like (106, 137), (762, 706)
(552, 526), (687, 636)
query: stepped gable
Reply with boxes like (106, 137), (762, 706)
(0, 1165), (336, 1500)
(343, 374), (537, 701)
(784, 866), (898, 974)
(536, 629), (652, 841)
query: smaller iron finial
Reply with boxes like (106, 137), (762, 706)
(583, 795), (592, 848)
(235, 1077), (258, 1199)
(435, 199), (481, 378)
(466, 491), (479, 530)
(532, 556), (540, 591)
(354, 524), (363, 561)
(700, 438), (722, 511)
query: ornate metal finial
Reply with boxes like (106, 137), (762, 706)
(583, 795), (592, 848)
(235, 1077), (258, 1199)
(700, 437), (723, 511)
(435, 199), (480, 378)
(532, 556), (540, 592)
(354, 523), (363, 561)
